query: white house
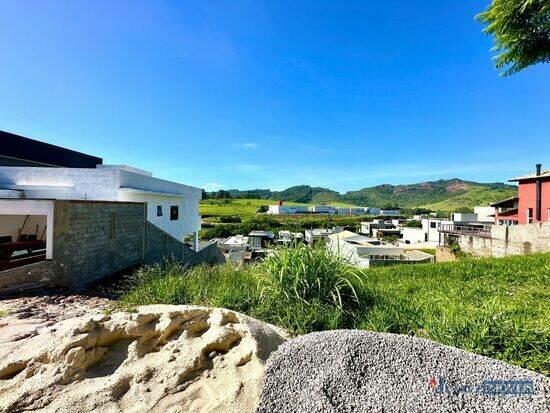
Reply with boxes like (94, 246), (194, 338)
(422, 218), (453, 243)
(400, 227), (426, 244)
(474, 206), (496, 222)
(0, 164), (202, 247)
(327, 230), (434, 268)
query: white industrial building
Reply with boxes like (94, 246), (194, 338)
(379, 209), (401, 216)
(267, 204), (309, 215)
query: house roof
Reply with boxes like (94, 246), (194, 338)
(0, 130), (102, 168)
(509, 170), (550, 182)
(403, 250), (434, 261)
(490, 197), (519, 207)
(495, 208), (518, 217)
(249, 230), (274, 238)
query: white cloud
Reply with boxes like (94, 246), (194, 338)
(203, 182), (223, 191)
(243, 142), (259, 149)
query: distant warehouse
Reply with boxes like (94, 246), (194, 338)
(267, 201), (390, 216)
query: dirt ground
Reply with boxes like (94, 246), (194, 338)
(0, 290), (112, 344)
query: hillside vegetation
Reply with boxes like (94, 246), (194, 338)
(422, 185), (518, 211)
(218, 179), (517, 212)
(119, 249), (550, 375)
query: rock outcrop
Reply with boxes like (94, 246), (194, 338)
(0, 305), (286, 413)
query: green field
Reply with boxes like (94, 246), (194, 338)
(200, 198), (358, 219)
(201, 199), (305, 218)
(119, 249), (550, 375)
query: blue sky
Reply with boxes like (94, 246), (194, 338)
(0, 1), (548, 192)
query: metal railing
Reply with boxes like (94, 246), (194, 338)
(438, 224), (492, 239)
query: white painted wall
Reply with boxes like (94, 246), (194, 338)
(474, 206), (496, 223)
(0, 200), (54, 258)
(451, 213), (478, 222)
(401, 227), (426, 244)
(422, 218), (453, 243)
(0, 166), (201, 242)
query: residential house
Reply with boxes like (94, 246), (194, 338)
(327, 230), (434, 268)
(360, 220), (395, 237)
(304, 228), (335, 243)
(277, 230), (303, 244)
(490, 164), (550, 226)
(504, 164), (549, 224)
(248, 230), (274, 250)
(217, 235), (249, 252)
(0, 131), (215, 291)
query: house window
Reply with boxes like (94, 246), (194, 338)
(526, 208), (533, 224)
(157, 205), (163, 217)
(430, 222), (437, 229)
(170, 205), (179, 221)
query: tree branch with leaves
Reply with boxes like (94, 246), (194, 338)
(477, 0), (550, 75)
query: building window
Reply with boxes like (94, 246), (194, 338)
(430, 222), (437, 229)
(170, 205), (179, 221)
(526, 208), (533, 224)
(157, 205), (163, 217)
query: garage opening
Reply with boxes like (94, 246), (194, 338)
(0, 214), (48, 271)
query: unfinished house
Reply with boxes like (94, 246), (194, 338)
(0, 130), (221, 293)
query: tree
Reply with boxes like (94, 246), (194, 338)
(477, 0), (550, 76)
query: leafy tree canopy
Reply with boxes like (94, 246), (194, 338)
(477, 0), (550, 75)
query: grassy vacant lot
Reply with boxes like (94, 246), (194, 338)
(200, 198), (358, 219)
(119, 249), (550, 375)
(201, 199), (305, 219)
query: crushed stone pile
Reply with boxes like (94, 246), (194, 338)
(257, 330), (549, 413)
(0, 305), (286, 413)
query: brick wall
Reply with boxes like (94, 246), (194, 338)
(458, 222), (550, 258)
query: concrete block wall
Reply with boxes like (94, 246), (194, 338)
(144, 221), (225, 267)
(1, 199), (223, 292)
(53, 200), (145, 286)
(458, 222), (550, 258)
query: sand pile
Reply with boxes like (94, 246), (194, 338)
(258, 330), (549, 413)
(0, 305), (285, 413)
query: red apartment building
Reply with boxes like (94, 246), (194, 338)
(491, 164), (550, 226)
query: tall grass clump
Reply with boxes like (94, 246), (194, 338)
(119, 245), (365, 334)
(257, 243), (364, 333)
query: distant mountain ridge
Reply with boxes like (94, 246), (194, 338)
(220, 179), (517, 211)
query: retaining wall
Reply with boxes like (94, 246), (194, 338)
(458, 223), (550, 258)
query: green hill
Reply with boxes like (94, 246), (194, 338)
(341, 179), (517, 211)
(211, 179), (517, 212)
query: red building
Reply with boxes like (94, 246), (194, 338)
(492, 164), (550, 226)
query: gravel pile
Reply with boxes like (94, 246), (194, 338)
(257, 330), (549, 413)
